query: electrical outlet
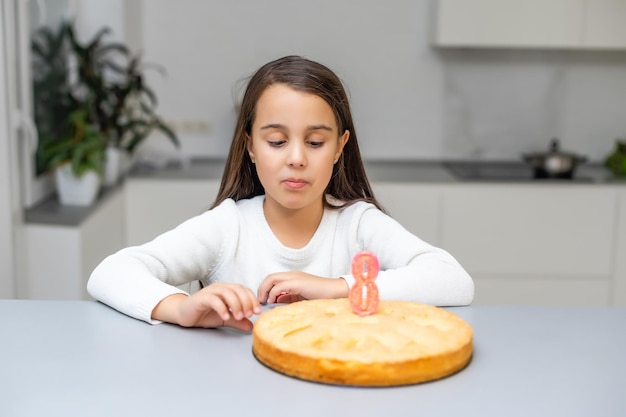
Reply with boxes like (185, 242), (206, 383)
(165, 119), (212, 134)
(195, 120), (211, 133)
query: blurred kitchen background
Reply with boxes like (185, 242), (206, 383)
(1, 0), (625, 304)
(86, 0), (626, 161)
(58, 0), (626, 163)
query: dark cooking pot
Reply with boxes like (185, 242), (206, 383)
(522, 138), (587, 179)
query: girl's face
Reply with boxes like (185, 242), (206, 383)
(247, 83), (349, 214)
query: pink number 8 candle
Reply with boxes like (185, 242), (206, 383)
(349, 251), (380, 316)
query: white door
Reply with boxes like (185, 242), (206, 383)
(0, 0), (74, 298)
(0, 0), (21, 298)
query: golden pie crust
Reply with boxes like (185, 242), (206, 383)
(252, 298), (473, 386)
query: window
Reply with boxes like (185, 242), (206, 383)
(6, 0), (72, 209)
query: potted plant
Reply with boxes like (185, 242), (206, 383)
(63, 23), (179, 185)
(42, 105), (106, 206)
(32, 21), (104, 206)
(31, 21), (179, 205)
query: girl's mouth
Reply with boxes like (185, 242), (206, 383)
(283, 179), (308, 190)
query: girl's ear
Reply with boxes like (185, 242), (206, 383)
(245, 134), (255, 163)
(334, 130), (350, 163)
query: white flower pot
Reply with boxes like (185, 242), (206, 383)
(55, 164), (101, 206)
(104, 146), (134, 186)
(103, 145), (122, 187)
(121, 149), (136, 175)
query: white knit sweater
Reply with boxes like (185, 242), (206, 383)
(87, 195), (474, 323)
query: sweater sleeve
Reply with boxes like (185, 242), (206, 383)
(344, 205), (474, 307)
(87, 200), (237, 323)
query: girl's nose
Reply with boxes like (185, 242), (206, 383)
(286, 142), (306, 167)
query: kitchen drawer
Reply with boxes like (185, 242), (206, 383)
(22, 188), (125, 300)
(440, 184), (615, 277)
(613, 191), (626, 306)
(472, 275), (611, 306)
(371, 183), (441, 246)
(124, 179), (220, 246)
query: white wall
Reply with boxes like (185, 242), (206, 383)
(135, 0), (445, 161)
(124, 0), (626, 164)
(19, 0), (626, 169)
(72, 0), (124, 43)
(439, 49), (626, 161)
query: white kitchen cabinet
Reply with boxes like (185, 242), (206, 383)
(433, 0), (626, 50)
(613, 191), (626, 307)
(441, 184), (615, 276)
(124, 178), (220, 246)
(583, 0), (626, 49)
(21, 189), (125, 300)
(372, 183), (441, 246)
(434, 0), (584, 49)
(24, 171), (622, 307)
(347, 181), (621, 307)
(126, 180), (442, 247)
(473, 276), (611, 306)
(440, 184), (616, 306)
(124, 178), (220, 294)
(126, 180), (441, 249)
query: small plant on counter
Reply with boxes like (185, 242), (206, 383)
(41, 105), (107, 177)
(604, 139), (626, 177)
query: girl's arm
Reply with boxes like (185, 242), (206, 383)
(257, 272), (349, 304)
(256, 204), (473, 307)
(152, 284), (261, 331)
(87, 201), (237, 323)
(349, 207), (475, 306)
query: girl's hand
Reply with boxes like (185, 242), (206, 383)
(257, 271), (349, 304)
(152, 283), (261, 331)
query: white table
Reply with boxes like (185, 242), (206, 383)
(1, 300), (624, 417)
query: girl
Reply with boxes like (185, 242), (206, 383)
(88, 55), (474, 331)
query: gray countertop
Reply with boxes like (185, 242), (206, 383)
(23, 184), (120, 227)
(1, 299), (624, 417)
(129, 159), (461, 183)
(128, 158), (623, 184)
(24, 158), (625, 227)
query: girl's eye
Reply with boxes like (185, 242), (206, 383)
(308, 140), (324, 148)
(268, 140), (286, 147)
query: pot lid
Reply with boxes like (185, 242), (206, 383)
(525, 138), (586, 160)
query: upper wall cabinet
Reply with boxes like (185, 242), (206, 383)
(584, 0), (626, 48)
(433, 0), (626, 50)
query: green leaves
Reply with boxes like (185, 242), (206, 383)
(41, 107), (107, 177)
(604, 139), (626, 177)
(122, 116), (180, 154)
(32, 20), (178, 178)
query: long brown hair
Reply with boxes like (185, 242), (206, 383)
(211, 55), (383, 212)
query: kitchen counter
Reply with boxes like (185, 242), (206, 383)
(129, 158), (460, 183)
(130, 157), (622, 184)
(1, 299), (624, 417)
(24, 158), (625, 227)
(23, 184), (120, 227)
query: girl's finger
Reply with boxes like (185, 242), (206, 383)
(276, 292), (303, 304)
(216, 289), (246, 320)
(256, 279), (273, 302)
(232, 285), (261, 316)
(224, 316), (254, 332)
(257, 272), (286, 302)
(195, 292), (231, 321)
(242, 288), (261, 318)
